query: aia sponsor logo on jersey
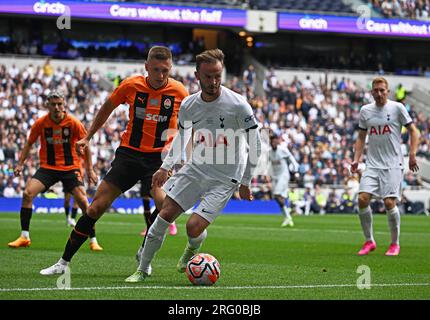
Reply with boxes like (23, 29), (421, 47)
(369, 125), (392, 135)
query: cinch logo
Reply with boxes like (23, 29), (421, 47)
(299, 17), (328, 30)
(369, 125), (391, 135)
(33, 1), (66, 14)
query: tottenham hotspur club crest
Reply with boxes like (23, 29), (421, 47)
(219, 116), (225, 128)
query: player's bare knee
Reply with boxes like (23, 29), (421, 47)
(22, 189), (36, 203)
(384, 198), (396, 210)
(358, 193), (371, 208)
(186, 222), (204, 239)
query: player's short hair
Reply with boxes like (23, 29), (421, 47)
(147, 46), (172, 61)
(47, 90), (65, 101)
(372, 77), (389, 89)
(196, 49), (224, 70)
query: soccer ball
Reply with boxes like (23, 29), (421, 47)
(185, 253), (221, 286)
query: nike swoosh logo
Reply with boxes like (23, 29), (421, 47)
(192, 120), (201, 125)
(201, 208), (215, 215)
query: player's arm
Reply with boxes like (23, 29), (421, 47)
(240, 126), (262, 200)
(76, 99), (117, 155)
(351, 129), (367, 174)
(285, 149), (299, 172)
(15, 122), (40, 177)
(406, 122), (419, 172)
(14, 141), (34, 177)
(82, 143), (98, 186)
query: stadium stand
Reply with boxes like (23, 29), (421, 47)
(370, 0), (430, 20)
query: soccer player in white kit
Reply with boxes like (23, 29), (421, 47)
(269, 135), (299, 227)
(125, 49), (262, 282)
(351, 77), (419, 256)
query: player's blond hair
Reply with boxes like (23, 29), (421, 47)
(372, 77), (389, 89)
(196, 49), (224, 70)
(147, 46), (172, 61)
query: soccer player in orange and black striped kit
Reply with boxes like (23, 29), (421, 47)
(8, 90), (101, 250)
(40, 46), (188, 275)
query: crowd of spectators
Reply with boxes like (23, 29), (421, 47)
(370, 0), (430, 20)
(0, 59), (429, 215)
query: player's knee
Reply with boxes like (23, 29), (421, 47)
(384, 198), (396, 210)
(22, 189), (36, 202)
(86, 201), (105, 219)
(358, 194), (370, 208)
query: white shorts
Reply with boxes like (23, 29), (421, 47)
(271, 177), (289, 198)
(163, 165), (237, 224)
(359, 168), (403, 200)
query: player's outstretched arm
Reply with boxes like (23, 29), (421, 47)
(351, 129), (367, 174)
(241, 127), (262, 187)
(76, 99), (117, 155)
(14, 142), (33, 177)
(407, 123), (420, 172)
(83, 143), (98, 186)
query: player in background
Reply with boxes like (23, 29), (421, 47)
(268, 135), (299, 227)
(351, 77), (419, 256)
(40, 46), (188, 275)
(125, 49), (262, 282)
(64, 156), (84, 227)
(8, 90), (100, 250)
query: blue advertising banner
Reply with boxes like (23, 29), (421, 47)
(0, 198), (280, 214)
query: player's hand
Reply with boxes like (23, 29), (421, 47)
(152, 168), (169, 188)
(409, 154), (419, 172)
(87, 169), (98, 186)
(14, 164), (24, 177)
(239, 184), (254, 201)
(76, 138), (90, 156)
(350, 161), (359, 174)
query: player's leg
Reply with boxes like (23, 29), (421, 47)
(356, 169), (379, 255)
(126, 168), (202, 282)
(140, 195), (152, 236)
(64, 191), (71, 221)
(125, 195), (184, 282)
(8, 169), (55, 248)
(176, 180), (236, 273)
(381, 168), (403, 256)
(274, 195), (293, 227)
(40, 180), (121, 275)
(71, 195), (79, 220)
(71, 185), (103, 251)
(152, 185), (177, 236)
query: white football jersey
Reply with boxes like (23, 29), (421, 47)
(178, 85), (258, 184)
(358, 99), (412, 169)
(269, 146), (294, 179)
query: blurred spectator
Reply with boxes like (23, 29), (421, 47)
(325, 189), (340, 213)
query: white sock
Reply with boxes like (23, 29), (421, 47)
(188, 229), (207, 250)
(138, 215), (170, 273)
(90, 237), (97, 244)
(21, 231), (30, 239)
(387, 206), (400, 245)
(358, 206), (374, 242)
(58, 258), (69, 266)
(281, 206), (291, 220)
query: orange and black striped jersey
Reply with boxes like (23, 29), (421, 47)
(28, 113), (87, 171)
(109, 75), (189, 153)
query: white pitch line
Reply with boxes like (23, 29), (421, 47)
(1, 283), (429, 292)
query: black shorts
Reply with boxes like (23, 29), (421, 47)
(33, 168), (84, 193)
(104, 146), (162, 193)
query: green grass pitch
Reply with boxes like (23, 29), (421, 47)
(0, 212), (429, 300)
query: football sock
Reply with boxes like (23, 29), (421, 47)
(64, 206), (70, 218)
(143, 198), (151, 212)
(21, 231), (30, 239)
(20, 207), (32, 233)
(71, 208), (78, 219)
(387, 206), (400, 245)
(150, 208), (159, 225)
(281, 206), (292, 220)
(358, 206), (374, 242)
(188, 229), (207, 250)
(138, 215), (170, 273)
(62, 214), (97, 262)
